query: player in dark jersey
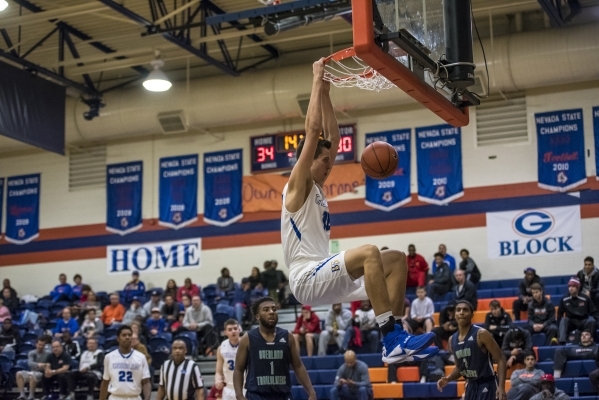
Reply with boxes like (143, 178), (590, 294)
(437, 300), (507, 400)
(234, 297), (316, 400)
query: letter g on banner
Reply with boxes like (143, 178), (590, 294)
(513, 211), (554, 237)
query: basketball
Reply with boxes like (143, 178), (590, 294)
(360, 141), (398, 179)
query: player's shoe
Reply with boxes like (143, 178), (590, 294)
(383, 344), (440, 364)
(381, 324), (437, 362)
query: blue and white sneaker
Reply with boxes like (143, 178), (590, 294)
(383, 344), (440, 364)
(381, 324), (437, 363)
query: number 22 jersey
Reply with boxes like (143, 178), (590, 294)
(103, 349), (151, 396)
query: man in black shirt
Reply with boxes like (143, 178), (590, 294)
(577, 256), (599, 310)
(428, 253), (453, 301)
(502, 327), (533, 368)
(513, 268), (544, 321)
(526, 283), (558, 345)
(453, 270), (478, 310)
(42, 340), (72, 400)
(557, 277), (598, 344)
(483, 300), (512, 346)
(553, 330), (598, 378)
(431, 302), (457, 349)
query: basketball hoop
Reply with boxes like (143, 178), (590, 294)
(323, 47), (395, 92)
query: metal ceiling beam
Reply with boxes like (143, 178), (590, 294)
(0, 3), (106, 29)
(536, 0), (567, 27)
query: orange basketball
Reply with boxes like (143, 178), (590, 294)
(361, 141), (398, 179)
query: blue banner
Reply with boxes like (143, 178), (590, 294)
(594, 106), (599, 181)
(203, 149), (243, 227)
(415, 124), (463, 205)
(364, 129), (411, 211)
(535, 109), (586, 192)
(106, 161), (143, 235)
(159, 155), (198, 229)
(5, 174), (40, 244)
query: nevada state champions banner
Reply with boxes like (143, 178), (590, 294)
(364, 129), (411, 211)
(5, 174), (40, 244)
(594, 106), (599, 180)
(159, 154), (198, 229)
(106, 161), (143, 235)
(535, 109), (586, 192)
(203, 149), (243, 227)
(416, 124), (463, 205)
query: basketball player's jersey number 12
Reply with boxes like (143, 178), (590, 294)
(119, 371), (133, 382)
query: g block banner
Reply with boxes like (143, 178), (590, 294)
(486, 206), (581, 259)
(535, 109), (586, 192)
(106, 161), (143, 235)
(107, 238), (201, 275)
(416, 124), (463, 205)
(159, 154), (198, 229)
(5, 174), (40, 245)
(594, 106), (599, 180)
(204, 149), (243, 227)
(364, 129), (411, 211)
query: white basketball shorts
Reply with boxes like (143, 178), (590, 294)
(222, 386), (237, 400)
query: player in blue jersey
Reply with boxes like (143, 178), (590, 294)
(437, 300), (507, 400)
(280, 59), (438, 364)
(233, 297), (315, 400)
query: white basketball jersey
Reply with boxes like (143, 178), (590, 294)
(219, 339), (239, 388)
(103, 349), (150, 396)
(281, 182), (330, 269)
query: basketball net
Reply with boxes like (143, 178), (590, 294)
(323, 47), (395, 92)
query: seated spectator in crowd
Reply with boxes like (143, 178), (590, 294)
(330, 350), (372, 400)
(123, 271), (145, 303)
(0, 298), (11, 322)
(453, 269), (478, 310)
(217, 268), (235, 295)
(164, 279), (178, 300)
(0, 318), (21, 356)
(553, 329), (597, 378)
(292, 305), (321, 357)
(170, 311), (186, 335)
(588, 335), (599, 393)
(177, 278), (200, 303)
(432, 301), (457, 349)
(131, 334), (152, 365)
(71, 274), (84, 300)
(431, 243), (456, 273)
(261, 260), (283, 303)
(513, 268), (544, 321)
(530, 374), (570, 400)
(414, 353), (455, 384)
(123, 297), (146, 325)
(53, 307), (79, 338)
(248, 266), (263, 290)
(42, 340), (71, 400)
(319, 303), (353, 356)
(77, 308), (103, 339)
(69, 336), (104, 400)
(406, 244), (428, 287)
(527, 283), (558, 345)
(458, 249), (481, 285)
(143, 290), (164, 316)
(557, 277), (598, 344)
(51, 273), (72, 302)
(233, 278), (252, 327)
(78, 285), (92, 303)
(61, 331), (81, 360)
(577, 256), (599, 310)
(183, 295), (214, 348)
(507, 351), (543, 400)
(180, 294), (192, 311)
(2, 287), (19, 315)
(485, 300), (513, 346)
(147, 308), (166, 336)
(130, 320), (149, 345)
(271, 260), (289, 305)
(3, 279), (17, 299)
(161, 294), (180, 326)
(343, 300), (380, 354)
(406, 287), (434, 333)
(101, 293), (125, 326)
(428, 252), (453, 300)
(81, 292), (102, 317)
(16, 337), (49, 400)
(502, 326), (533, 368)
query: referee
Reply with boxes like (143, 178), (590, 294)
(157, 340), (205, 400)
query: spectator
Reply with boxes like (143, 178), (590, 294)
(42, 340), (71, 400)
(161, 294), (180, 325)
(343, 300), (380, 354)
(406, 244), (428, 287)
(432, 302), (457, 349)
(458, 249), (481, 285)
(180, 294), (192, 310)
(163, 279), (177, 300)
(170, 311), (186, 335)
(431, 244), (456, 273)
(507, 351), (543, 400)
(527, 283), (558, 345)
(261, 260), (280, 300)
(248, 266), (263, 290)
(0, 318), (21, 355)
(554, 330), (598, 378)
(77, 308), (103, 339)
(123, 271), (145, 302)
(484, 300), (513, 346)
(71, 274), (84, 300)
(53, 307), (79, 338)
(529, 374), (570, 400)
(123, 296), (146, 325)
(78, 285), (92, 304)
(183, 295), (214, 348)
(101, 293), (125, 326)
(271, 260), (289, 305)
(143, 290), (164, 316)
(428, 252), (453, 300)
(15, 337), (49, 400)
(588, 335), (599, 392)
(147, 308), (166, 336)
(292, 305), (321, 357)
(61, 331), (81, 360)
(319, 303), (353, 356)
(217, 268), (235, 295)
(131, 333), (152, 365)
(502, 326), (533, 368)
(50, 273), (72, 302)
(577, 256), (599, 309)
(330, 350), (372, 400)
(2, 287), (19, 315)
(0, 298), (11, 322)
(406, 287), (434, 333)
(177, 278), (200, 303)
(453, 269), (478, 310)
(130, 320), (149, 345)
(2, 279), (17, 299)
(513, 268), (544, 321)
(81, 292), (102, 316)
(69, 336), (103, 400)
(233, 278), (252, 327)
(557, 277), (598, 344)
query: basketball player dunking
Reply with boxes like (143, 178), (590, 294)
(233, 297), (315, 400)
(437, 300), (507, 400)
(280, 59), (437, 363)
(216, 319), (243, 400)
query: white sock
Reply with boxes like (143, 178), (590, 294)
(554, 370), (561, 378)
(375, 311), (393, 326)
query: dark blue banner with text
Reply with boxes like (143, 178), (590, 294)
(159, 155), (198, 229)
(5, 174), (40, 244)
(106, 161), (143, 235)
(203, 149), (243, 227)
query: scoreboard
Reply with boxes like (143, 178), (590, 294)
(250, 124), (357, 173)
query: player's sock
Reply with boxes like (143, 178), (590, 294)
(376, 311), (395, 336)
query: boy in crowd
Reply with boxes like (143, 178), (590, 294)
(484, 300), (513, 346)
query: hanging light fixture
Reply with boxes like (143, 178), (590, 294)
(143, 57), (172, 92)
(0, 0), (9, 12)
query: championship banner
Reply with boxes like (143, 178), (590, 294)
(203, 149), (243, 227)
(415, 124), (463, 205)
(5, 174), (40, 245)
(364, 129), (411, 211)
(594, 106), (599, 180)
(535, 109), (586, 192)
(107, 238), (201, 275)
(159, 154), (198, 229)
(486, 206), (581, 259)
(106, 161), (143, 235)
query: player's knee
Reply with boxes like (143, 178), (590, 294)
(362, 244), (381, 262)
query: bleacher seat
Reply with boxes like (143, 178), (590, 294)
(531, 333), (547, 347)
(150, 350), (169, 370)
(149, 337), (169, 352)
(16, 359), (29, 371)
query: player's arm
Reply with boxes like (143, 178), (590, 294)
(288, 332), (317, 400)
(233, 334), (249, 400)
(437, 336), (461, 391)
(479, 328), (507, 400)
(214, 345), (225, 389)
(320, 80), (340, 170)
(99, 380), (110, 400)
(142, 378), (152, 400)
(156, 385), (166, 400)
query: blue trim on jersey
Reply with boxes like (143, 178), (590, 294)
(289, 218), (301, 241)
(118, 350), (134, 359)
(306, 253), (339, 280)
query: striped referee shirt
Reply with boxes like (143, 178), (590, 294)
(159, 358), (204, 400)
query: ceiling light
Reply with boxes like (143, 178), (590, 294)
(0, 0), (8, 12)
(143, 59), (172, 92)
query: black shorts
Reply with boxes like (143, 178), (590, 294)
(246, 392), (293, 400)
(465, 376), (497, 400)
